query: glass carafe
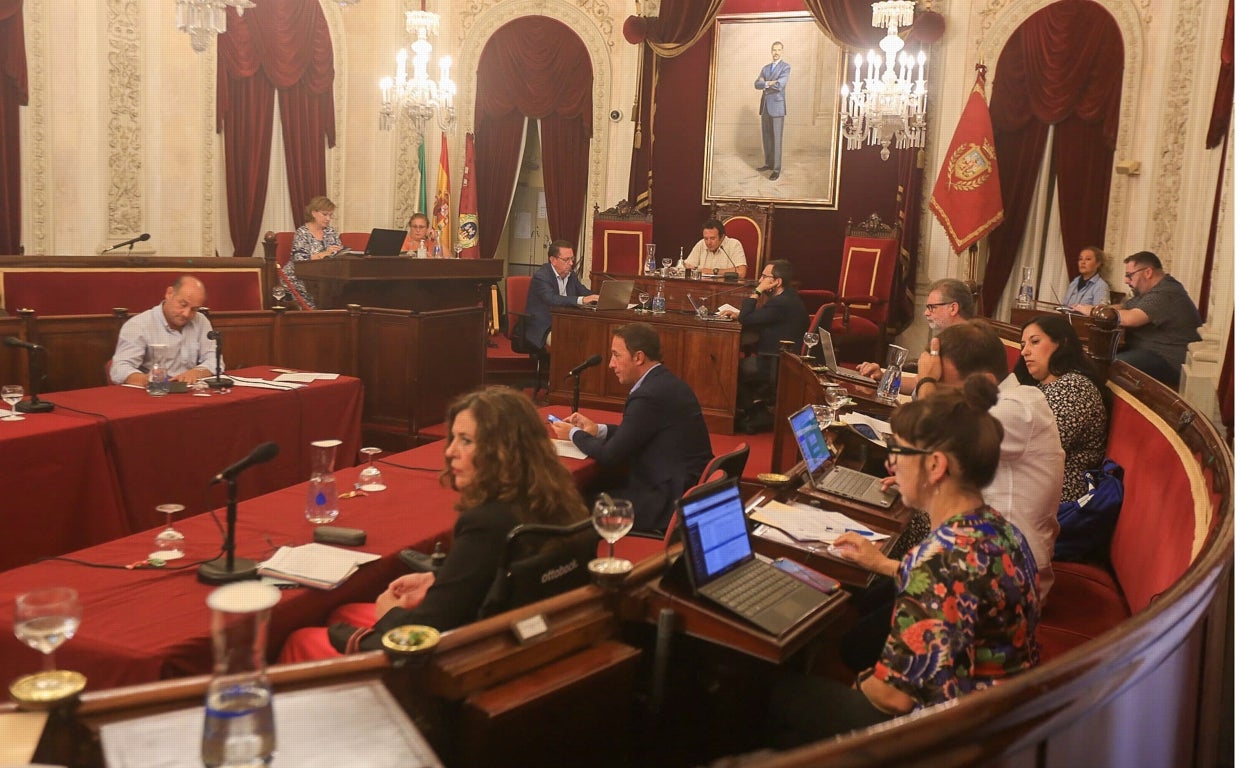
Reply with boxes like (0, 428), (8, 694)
(644, 244), (657, 276)
(202, 582), (279, 768)
(877, 344), (909, 403)
(1016, 266), (1035, 309)
(305, 439), (341, 525)
(147, 343), (171, 397)
(652, 281), (667, 315)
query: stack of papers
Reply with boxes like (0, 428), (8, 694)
(553, 439), (587, 460)
(258, 543), (381, 590)
(750, 499), (888, 549)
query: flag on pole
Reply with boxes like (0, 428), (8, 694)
(456, 132), (479, 259)
(432, 132), (452, 257)
(929, 66), (1005, 253)
(417, 137), (428, 218)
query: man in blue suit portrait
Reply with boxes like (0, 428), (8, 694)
(755, 41), (790, 181)
(524, 239), (598, 350)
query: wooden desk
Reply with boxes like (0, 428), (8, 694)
(590, 271), (754, 314)
(294, 257), (502, 311)
(547, 306), (741, 434)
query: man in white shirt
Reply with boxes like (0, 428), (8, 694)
(914, 319), (1064, 600)
(684, 219), (747, 278)
(110, 275), (220, 386)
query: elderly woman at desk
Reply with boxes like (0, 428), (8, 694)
(769, 375), (1040, 743)
(284, 195), (345, 309)
(279, 387), (588, 659)
(1065, 246), (1112, 313)
(402, 212), (438, 257)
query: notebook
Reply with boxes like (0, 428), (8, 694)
(789, 404), (896, 508)
(812, 331), (878, 387)
(361, 228), (408, 257)
(583, 279), (635, 311)
(675, 477), (831, 636)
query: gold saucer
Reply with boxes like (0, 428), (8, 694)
(380, 624), (441, 655)
(9, 670), (86, 708)
(757, 472), (794, 487)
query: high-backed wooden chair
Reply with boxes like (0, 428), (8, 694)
(710, 199), (773, 277)
(261, 231), (311, 310)
(505, 275), (550, 398)
(830, 213), (901, 361)
(590, 199), (652, 275)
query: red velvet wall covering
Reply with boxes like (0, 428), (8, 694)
(643, 0), (909, 310)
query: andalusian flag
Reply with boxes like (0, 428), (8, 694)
(456, 132), (479, 259)
(929, 66), (1005, 253)
(417, 137), (428, 218)
(432, 132), (452, 255)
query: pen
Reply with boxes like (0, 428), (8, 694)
(845, 528), (876, 537)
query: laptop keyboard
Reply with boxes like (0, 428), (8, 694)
(704, 561), (803, 618)
(820, 466), (877, 499)
(830, 367), (876, 386)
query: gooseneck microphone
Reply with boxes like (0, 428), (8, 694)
(202, 330), (234, 390)
(209, 441), (279, 485)
(566, 354), (603, 378)
(102, 233), (150, 253)
(4, 337), (54, 413)
(200, 441), (281, 585)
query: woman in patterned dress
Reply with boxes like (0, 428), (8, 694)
(284, 195), (344, 309)
(1016, 314), (1108, 501)
(769, 375), (1041, 744)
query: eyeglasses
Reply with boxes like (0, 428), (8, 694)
(924, 301), (953, 310)
(884, 438), (934, 469)
(1123, 267), (1149, 280)
(760, 272), (775, 280)
(552, 255), (575, 265)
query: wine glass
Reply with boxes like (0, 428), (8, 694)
(802, 330), (820, 358)
(1, 384), (24, 421)
(591, 498), (634, 574)
(637, 290), (651, 313)
(153, 503), (186, 559)
(271, 282), (288, 307)
(357, 447), (386, 492)
(823, 384), (851, 424)
(14, 588), (81, 670)
(661, 257), (672, 277)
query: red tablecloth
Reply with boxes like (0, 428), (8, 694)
(0, 457), (458, 691)
(44, 367), (363, 533)
(0, 412), (128, 570)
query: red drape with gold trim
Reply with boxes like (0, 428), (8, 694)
(218, 0), (335, 258)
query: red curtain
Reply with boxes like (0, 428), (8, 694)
(218, 0), (335, 258)
(983, 0), (1123, 312)
(0, 0), (27, 255)
(474, 17), (592, 260)
(1206, 0), (1233, 150)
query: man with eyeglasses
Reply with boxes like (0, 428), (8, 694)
(1107, 251), (1201, 387)
(524, 240), (599, 350)
(857, 278), (976, 393)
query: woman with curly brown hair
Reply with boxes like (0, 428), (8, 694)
(280, 387), (588, 660)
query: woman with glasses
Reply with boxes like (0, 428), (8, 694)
(285, 196), (344, 309)
(769, 374), (1040, 744)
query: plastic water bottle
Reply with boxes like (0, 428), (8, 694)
(676, 246), (686, 276)
(202, 582), (279, 768)
(147, 360), (170, 397)
(652, 281), (667, 315)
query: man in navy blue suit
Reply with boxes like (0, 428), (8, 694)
(524, 240), (598, 350)
(755, 42), (790, 181)
(550, 323), (714, 532)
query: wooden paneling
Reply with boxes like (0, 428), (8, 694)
(293, 257), (502, 311)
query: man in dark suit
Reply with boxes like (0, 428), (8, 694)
(550, 323), (714, 532)
(755, 41), (790, 181)
(524, 240), (598, 350)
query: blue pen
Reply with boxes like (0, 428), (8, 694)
(845, 528), (876, 537)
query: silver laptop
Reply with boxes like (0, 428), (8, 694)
(813, 331), (878, 387)
(583, 279), (635, 311)
(788, 404), (895, 508)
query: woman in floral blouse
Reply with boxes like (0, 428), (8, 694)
(770, 374), (1041, 743)
(1015, 314), (1108, 501)
(284, 195), (344, 309)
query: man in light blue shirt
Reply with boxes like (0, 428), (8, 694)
(110, 275), (220, 385)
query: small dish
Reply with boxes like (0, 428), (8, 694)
(9, 670), (87, 709)
(756, 472), (795, 488)
(380, 624), (441, 655)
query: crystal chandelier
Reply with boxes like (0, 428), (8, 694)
(175, 0), (254, 53)
(839, 0), (928, 161)
(379, 7), (457, 134)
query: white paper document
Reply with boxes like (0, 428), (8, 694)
(750, 499), (888, 546)
(274, 372), (340, 383)
(839, 413), (893, 446)
(225, 374), (306, 391)
(553, 439), (588, 460)
(716, 303), (739, 315)
(257, 543), (381, 590)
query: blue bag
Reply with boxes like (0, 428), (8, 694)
(1054, 459), (1124, 562)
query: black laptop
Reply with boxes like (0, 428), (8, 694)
(361, 228), (407, 257)
(675, 477), (830, 635)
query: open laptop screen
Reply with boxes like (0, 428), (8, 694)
(678, 479), (753, 584)
(789, 405), (833, 476)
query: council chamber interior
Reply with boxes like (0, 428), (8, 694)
(0, 1), (1232, 766)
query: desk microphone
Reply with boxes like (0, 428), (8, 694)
(203, 330), (234, 389)
(102, 233), (150, 253)
(210, 441), (279, 485)
(4, 336), (42, 351)
(566, 354), (603, 378)
(4, 337), (54, 413)
(200, 441), (280, 584)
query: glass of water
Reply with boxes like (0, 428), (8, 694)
(590, 497), (634, 575)
(357, 447), (386, 492)
(1, 384), (24, 420)
(154, 503), (187, 559)
(14, 587), (81, 675)
(637, 290), (651, 313)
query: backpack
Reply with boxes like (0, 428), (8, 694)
(1054, 458), (1124, 562)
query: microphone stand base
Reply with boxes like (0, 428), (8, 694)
(16, 399), (54, 414)
(197, 557), (259, 585)
(204, 376), (235, 389)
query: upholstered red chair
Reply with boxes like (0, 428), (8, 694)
(799, 289), (835, 318)
(803, 303), (837, 355)
(339, 232), (370, 252)
(710, 200), (773, 277)
(261, 230), (311, 309)
(504, 275), (549, 398)
(830, 214), (901, 361)
(590, 200), (652, 276)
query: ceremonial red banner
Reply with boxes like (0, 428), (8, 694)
(456, 132), (480, 259)
(929, 68), (1005, 253)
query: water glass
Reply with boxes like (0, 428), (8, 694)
(1, 384), (24, 420)
(147, 343), (170, 397)
(591, 497), (634, 575)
